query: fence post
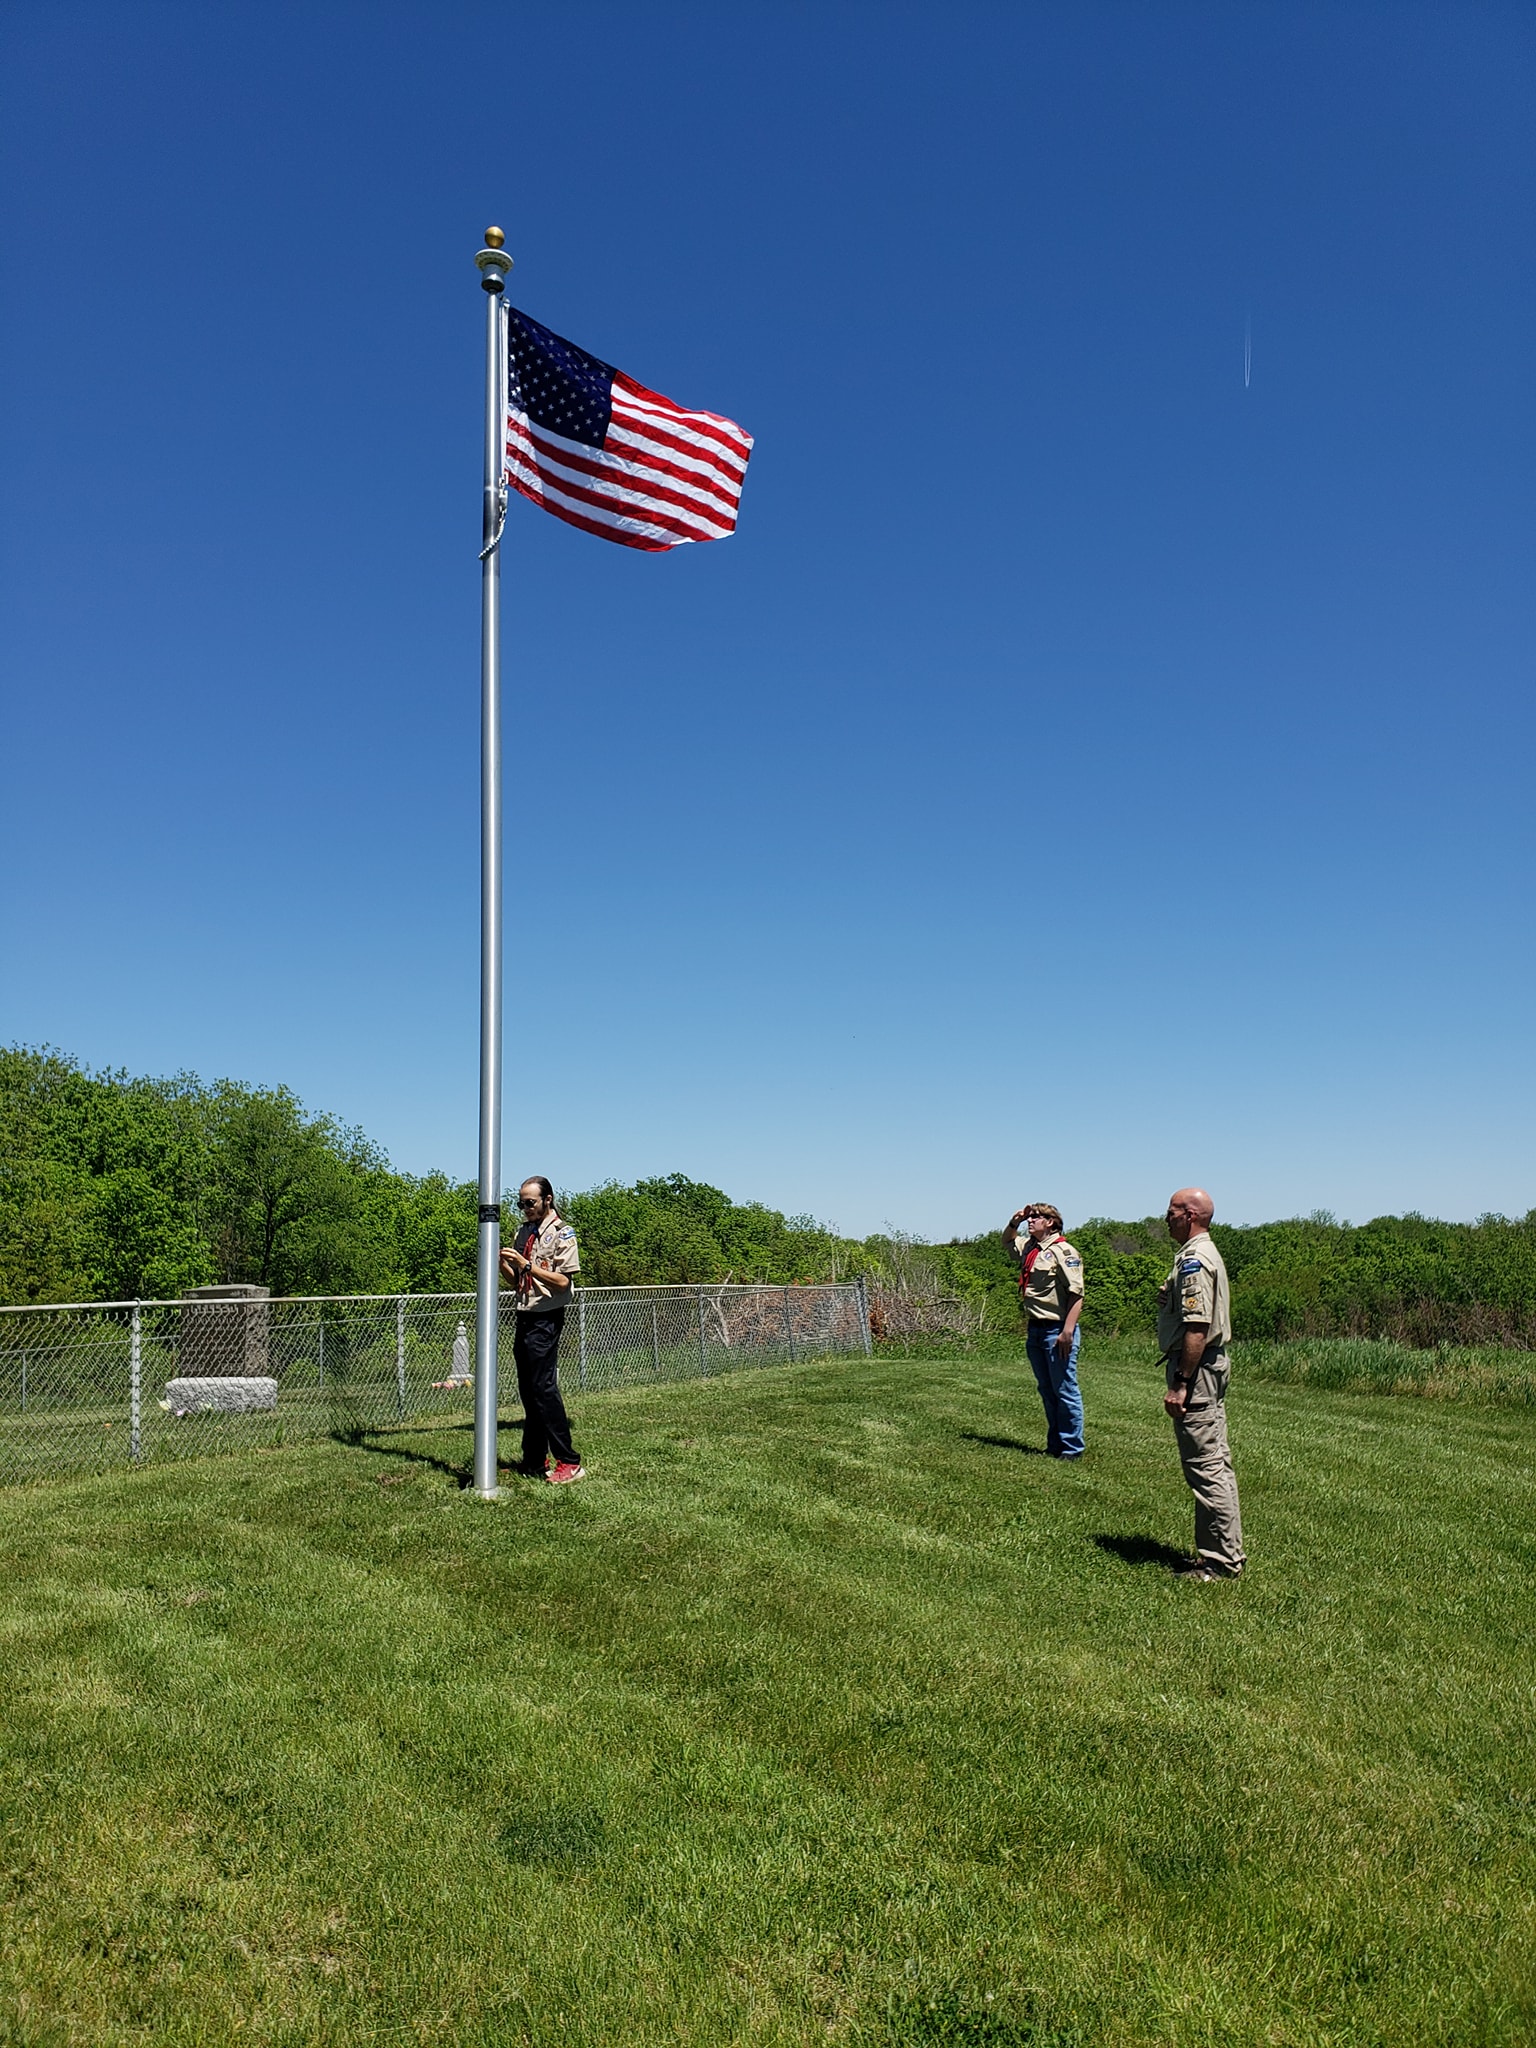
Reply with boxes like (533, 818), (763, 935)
(395, 1298), (407, 1420)
(318, 1319), (325, 1392)
(19, 1352), (26, 1415)
(783, 1285), (796, 1363)
(577, 1289), (587, 1390)
(130, 1303), (142, 1462)
(651, 1301), (661, 1378)
(697, 1286), (708, 1377)
(857, 1275), (873, 1357)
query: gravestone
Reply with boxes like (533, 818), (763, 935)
(163, 1284), (276, 1418)
(178, 1283), (271, 1377)
(161, 1376), (279, 1416)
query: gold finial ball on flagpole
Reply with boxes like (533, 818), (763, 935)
(484, 226), (505, 248)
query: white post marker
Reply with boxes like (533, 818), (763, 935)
(130, 1303), (142, 1462)
(472, 226), (512, 1500)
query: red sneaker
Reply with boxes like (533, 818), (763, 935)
(548, 1461), (586, 1485)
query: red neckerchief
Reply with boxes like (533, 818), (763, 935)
(515, 1214), (542, 1304)
(1019, 1238), (1044, 1289)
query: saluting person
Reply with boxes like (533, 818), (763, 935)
(1158, 1187), (1244, 1579)
(1001, 1202), (1086, 1458)
(499, 1177), (585, 1484)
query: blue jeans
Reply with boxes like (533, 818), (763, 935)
(1026, 1321), (1084, 1457)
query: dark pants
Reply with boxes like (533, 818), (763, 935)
(512, 1309), (578, 1470)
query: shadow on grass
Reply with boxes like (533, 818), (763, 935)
(1091, 1533), (1191, 1574)
(334, 1422), (525, 1491)
(500, 1807), (607, 1869)
(959, 1431), (1048, 1457)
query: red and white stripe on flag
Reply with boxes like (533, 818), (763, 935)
(504, 370), (752, 554)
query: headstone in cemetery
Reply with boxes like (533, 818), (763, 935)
(433, 1320), (474, 1389)
(160, 1376), (279, 1416)
(164, 1284), (276, 1415)
(179, 1283), (271, 1377)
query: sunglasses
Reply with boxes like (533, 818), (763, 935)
(517, 1196), (542, 1210)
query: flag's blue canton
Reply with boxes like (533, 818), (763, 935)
(507, 307), (613, 450)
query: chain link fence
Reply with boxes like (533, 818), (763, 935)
(0, 1280), (872, 1489)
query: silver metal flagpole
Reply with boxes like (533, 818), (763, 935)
(472, 224), (512, 1499)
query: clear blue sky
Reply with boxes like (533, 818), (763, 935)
(3, 3), (1533, 1237)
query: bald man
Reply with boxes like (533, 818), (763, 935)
(1157, 1188), (1245, 1580)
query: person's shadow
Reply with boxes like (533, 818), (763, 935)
(1091, 1533), (1190, 1573)
(959, 1431), (1048, 1457)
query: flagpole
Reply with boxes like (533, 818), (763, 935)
(473, 225), (512, 1500)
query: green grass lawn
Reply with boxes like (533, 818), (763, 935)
(0, 1341), (1532, 2046)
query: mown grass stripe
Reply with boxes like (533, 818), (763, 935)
(0, 1342), (1530, 2045)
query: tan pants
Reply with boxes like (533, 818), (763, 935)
(1167, 1353), (1245, 1573)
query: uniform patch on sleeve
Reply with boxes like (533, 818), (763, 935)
(1179, 1258), (1203, 1274)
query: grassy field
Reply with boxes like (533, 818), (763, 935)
(0, 1340), (1532, 2046)
(1236, 1336), (1536, 1407)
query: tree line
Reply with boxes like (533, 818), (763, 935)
(0, 1047), (869, 1304)
(931, 1212), (1536, 1348)
(4, 1048), (1534, 1344)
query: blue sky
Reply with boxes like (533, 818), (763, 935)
(3, 3), (1533, 1237)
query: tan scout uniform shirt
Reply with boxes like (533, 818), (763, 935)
(1156, 1230), (1232, 1367)
(512, 1211), (581, 1313)
(1009, 1232), (1085, 1323)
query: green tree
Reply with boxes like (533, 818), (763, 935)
(203, 1085), (392, 1296)
(8, 1044), (1536, 1338)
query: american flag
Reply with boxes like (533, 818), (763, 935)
(502, 306), (752, 552)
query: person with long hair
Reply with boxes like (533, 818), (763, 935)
(500, 1178), (584, 1483)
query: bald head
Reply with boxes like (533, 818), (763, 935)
(1166, 1187), (1214, 1243)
